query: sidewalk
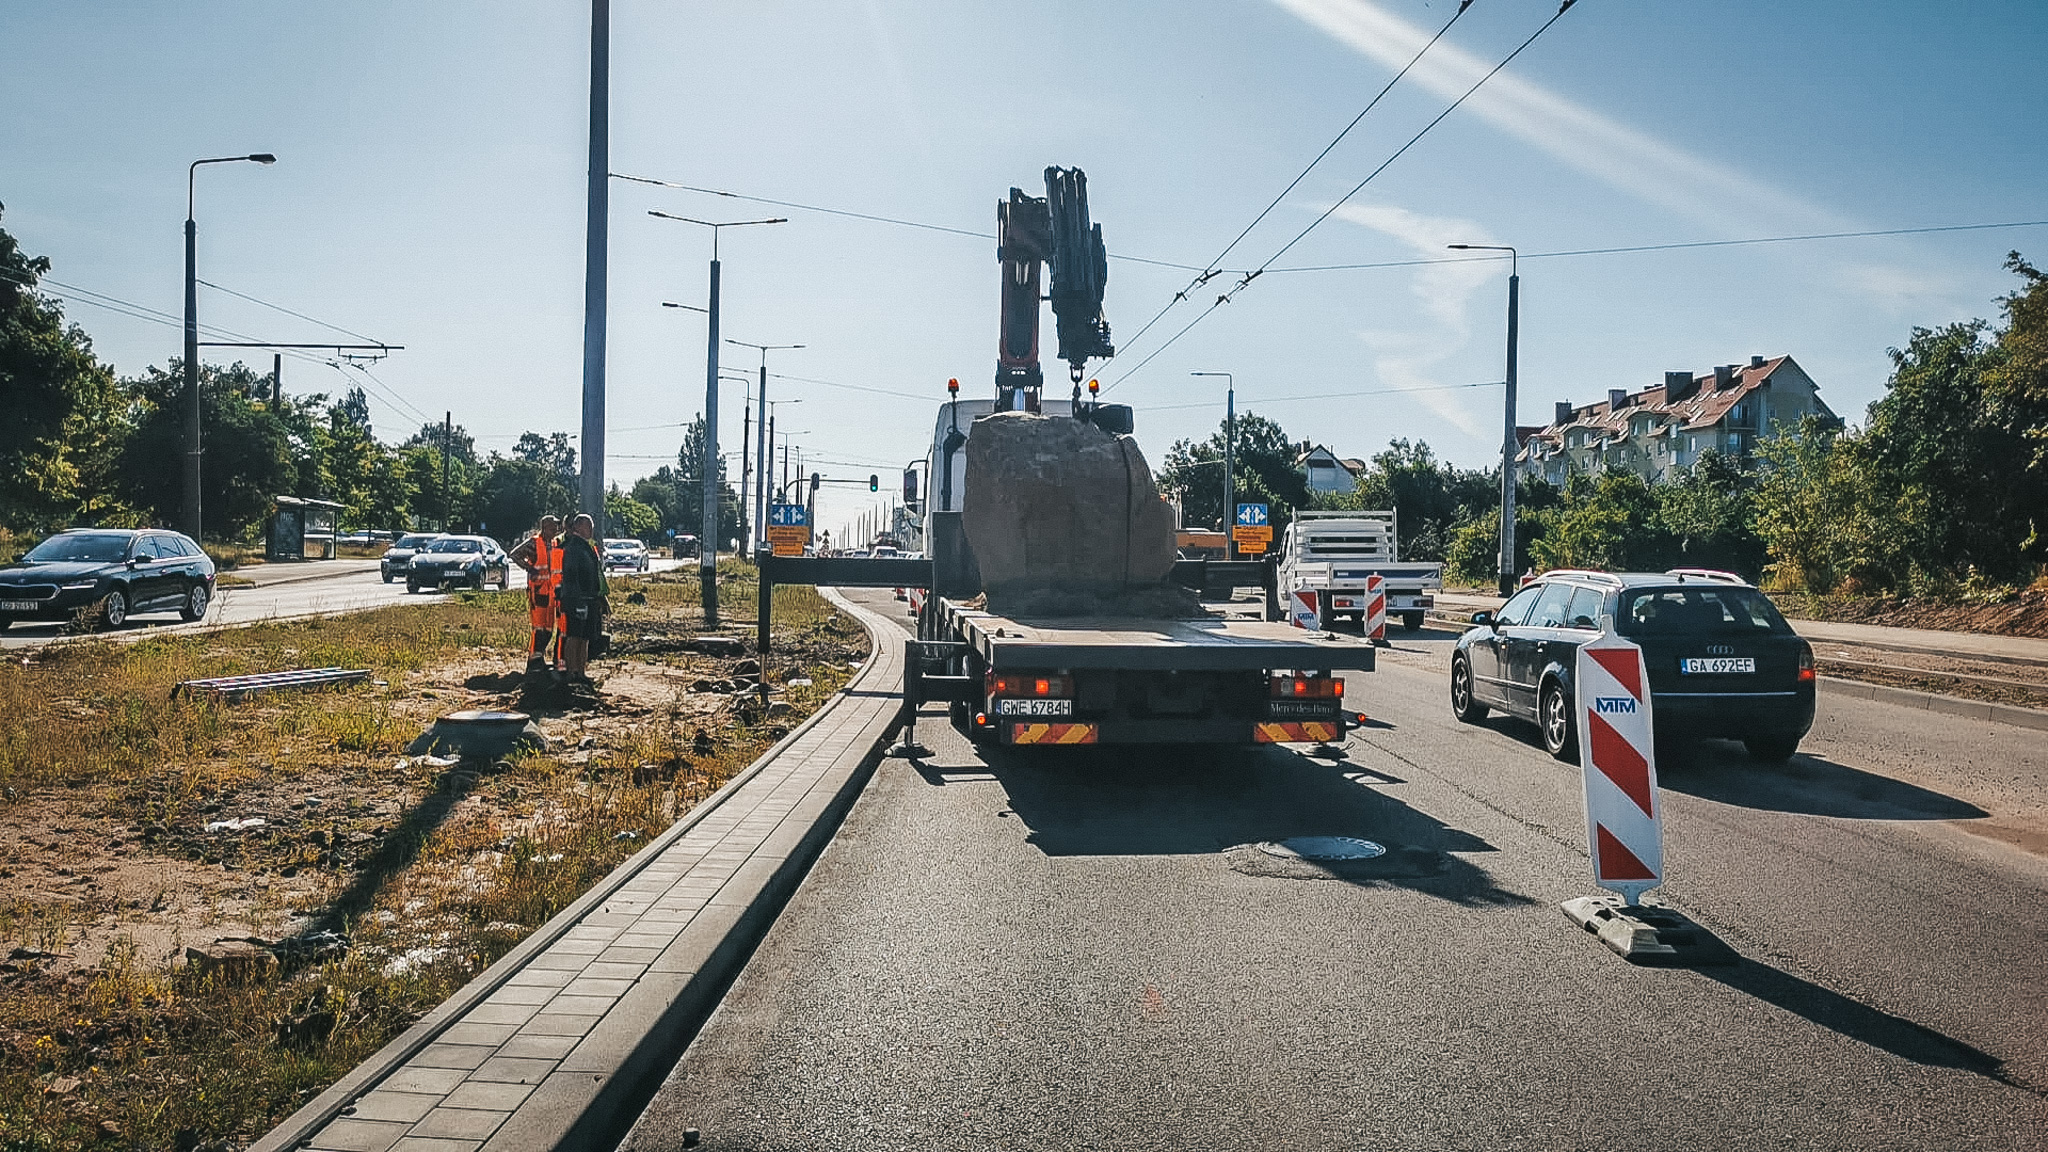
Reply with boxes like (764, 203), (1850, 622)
(253, 588), (905, 1152)
(1432, 590), (2048, 666)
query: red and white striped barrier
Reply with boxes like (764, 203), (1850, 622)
(1575, 630), (1662, 905)
(1288, 588), (1323, 631)
(1363, 573), (1386, 642)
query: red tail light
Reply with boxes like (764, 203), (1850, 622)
(1271, 675), (1343, 699)
(1797, 646), (1815, 683)
(987, 672), (1073, 698)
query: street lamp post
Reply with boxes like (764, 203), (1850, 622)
(727, 339), (803, 556)
(649, 212), (786, 624)
(1191, 371), (1235, 558)
(183, 152), (275, 541)
(1449, 244), (1519, 595)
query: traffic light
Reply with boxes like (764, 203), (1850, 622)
(869, 474), (879, 492)
(902, 466), (919, 508)
(810, 471), (820, 495)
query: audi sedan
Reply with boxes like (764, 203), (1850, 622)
(406, 536), (511, 592)
(1449, 569), (1815, 763)
(0, 529), (217, 631)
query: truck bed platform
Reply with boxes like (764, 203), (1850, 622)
(944, 600), (1376, 672)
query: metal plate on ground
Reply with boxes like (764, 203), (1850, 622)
(1258, 836), (1386, 861)
(1224, 838), (1441, 882)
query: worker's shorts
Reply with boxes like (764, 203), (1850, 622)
(561, 597), (603, 643)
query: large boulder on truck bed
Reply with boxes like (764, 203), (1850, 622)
(963, 411), (1192, 616)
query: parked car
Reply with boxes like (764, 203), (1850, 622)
(406, 536), (510, 592)
(0, 528), (217, 632)
(602, 538), (650, 573)
(381, 532), (444, 582)
(1449, 568), (1815, 763)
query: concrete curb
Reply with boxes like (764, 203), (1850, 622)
(249, 587), (904, 1152)
(1817, 675), (2048, 732)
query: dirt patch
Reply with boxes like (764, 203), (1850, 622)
(0, 568), (869, 1150)
(1773, 587), (2048, 639)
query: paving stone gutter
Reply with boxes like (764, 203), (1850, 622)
(249, 588), (906, 1152)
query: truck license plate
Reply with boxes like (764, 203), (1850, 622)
(994, 698), (1073, 717)
(1681, 657), (1754, 674)
(0, 600), (38, 612)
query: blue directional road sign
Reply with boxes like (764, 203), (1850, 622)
(768, 503), (809, 527)
(1236, 502), (1269, 527)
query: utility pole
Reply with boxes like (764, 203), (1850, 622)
(738, 397), (750, 556)
(578, 0), (610, 536)
(702, 253), (721, 623)
(183, 152), (275, 541)
(442, 411), (452, 531)
(727, 340), (803, 555)
(272, 353), (282, 407)
(1192, 371), (1235, 558)
(1449, 243), (1521, 594)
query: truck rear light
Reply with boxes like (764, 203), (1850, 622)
(987, 673), (1073, 698)
(1797, 646), (1815, 682)
(1271, 675), (1343, 699)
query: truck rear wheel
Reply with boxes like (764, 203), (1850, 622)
(1402, 611), (1424, 632)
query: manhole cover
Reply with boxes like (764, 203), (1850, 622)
(1257, 836), (1386, 861)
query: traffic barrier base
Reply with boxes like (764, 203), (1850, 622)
(1560, 895), (1733, 967)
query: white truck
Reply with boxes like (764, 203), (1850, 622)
(1274, 511), (1442, 634)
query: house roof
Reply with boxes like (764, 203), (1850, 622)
(1518, 356), (1797, 462)
(1294, 444), (1360, 474)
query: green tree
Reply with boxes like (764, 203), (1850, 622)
(1657, 449), (1764, 576)
(475, 455), (575, 545)
(605, 487), (661, 541)
(0, 212), (130, 529)
(1754, 418), (1872, 592)
(1158, 411), (1310, 532)
(1526, 471), (1671, 573)
(117, 360), (315, 539)
(1333, 438), (1498, 561)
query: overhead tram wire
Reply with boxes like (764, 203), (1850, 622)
(1149, 378), (1500, 412)
(196, 278), (386, 345)
(610, 172), (1207, 273)
(1111, 0), (1478, 368)
(1101, 0), (1580, 396)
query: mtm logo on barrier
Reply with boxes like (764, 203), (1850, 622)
(1576, 630), (1663, 905)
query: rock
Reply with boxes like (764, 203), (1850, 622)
(962, 412), (1179, 611)
(183, 941), (276, 984)
(626, 590), (647, 605)
(733, 658), (761, 676)
(766, 701), (796, 717)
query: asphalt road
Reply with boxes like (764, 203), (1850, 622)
(624, 587), (2048, 1151)
(0, 554), (689, 649)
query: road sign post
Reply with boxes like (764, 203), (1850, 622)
(766, 502), (811, 557)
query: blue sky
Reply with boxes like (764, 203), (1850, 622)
(4, 0), (2044, 536)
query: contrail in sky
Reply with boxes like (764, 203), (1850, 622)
(1268, 0), (1854, 235)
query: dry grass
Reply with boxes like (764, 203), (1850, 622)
(0, 567), (867, 1150)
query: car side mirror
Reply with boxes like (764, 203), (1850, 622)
(127, 557), (143, 567)
(1470, 610), (1494, 628)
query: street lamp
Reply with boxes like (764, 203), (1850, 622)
(1191, 371), (1235, 558)
(183, 152), (276, 541)
(648, 210), (787, 624)
(1448, 243), (1519, 594)
(728, 338), (804, 555)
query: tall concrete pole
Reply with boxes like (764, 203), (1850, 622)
(755, 363), (769, 554)
(701, 257), (721, 623)
(183, 216), (201, 539)
(1500, 270), (1520, 595)
(578, 0), (610, 533)
(1225, 382), (1236, 560)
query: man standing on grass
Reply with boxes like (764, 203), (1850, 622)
(511, 514), (564, 679)
(557, 513), (608, 686)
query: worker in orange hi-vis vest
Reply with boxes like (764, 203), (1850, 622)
(511, 515), (564, 676)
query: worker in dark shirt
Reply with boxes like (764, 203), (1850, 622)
(557, 513), (609, 684)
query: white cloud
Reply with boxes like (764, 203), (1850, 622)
(1267, 0), (1853, 236)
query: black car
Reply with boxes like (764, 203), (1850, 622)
(406, 535), (510, 592)
(1449, 569), (1815, 763)
(0, 529), (218, 632)
(381, 532), (444, 582)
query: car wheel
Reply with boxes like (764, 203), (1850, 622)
(406, 579), (420, 594)
(382, 570), (394, 584)
(180, 582), (210, 622)
(1743, 735), (1801, 764)
(1450, 654), (1487, 723)
(97, 589), (129, 631)
(1540, 679), (1577, 762)
(1402, 611), (1424, 632)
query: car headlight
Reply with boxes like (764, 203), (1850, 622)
(61, 580), (99, 590)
